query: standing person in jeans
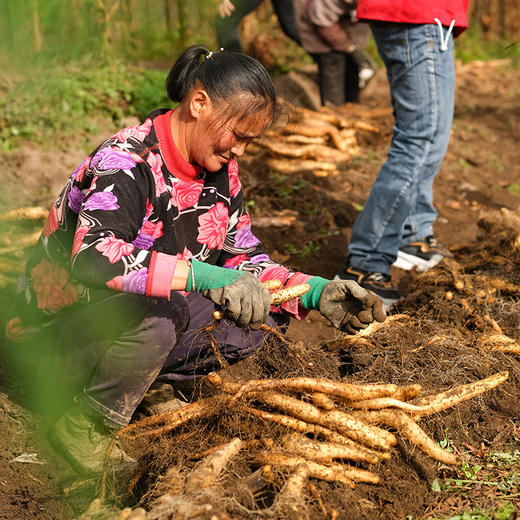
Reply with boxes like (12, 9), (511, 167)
(335, 1), (470, 308)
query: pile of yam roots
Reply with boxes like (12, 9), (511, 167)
(107, 369), (509, 520)
(251, 104), (386, 177)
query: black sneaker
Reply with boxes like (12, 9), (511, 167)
(393, 236), (451, 272)
(334, 264), (400, 310)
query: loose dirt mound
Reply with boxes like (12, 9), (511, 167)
(81, 208), (519, 520)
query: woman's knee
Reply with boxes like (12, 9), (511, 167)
(138, 292), (191, 348)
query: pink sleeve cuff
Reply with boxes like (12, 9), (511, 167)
(146, 252), (177, 299)
(281, 272), (312, 320)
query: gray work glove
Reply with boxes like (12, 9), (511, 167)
(318, 280), (386, 333)
(204, 272), (271, 330)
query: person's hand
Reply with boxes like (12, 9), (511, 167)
(218, 0), (235, 18)
(318, 280), (386, 333)
(204, 272), (271, 330)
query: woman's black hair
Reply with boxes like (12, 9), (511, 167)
(166, 44), (280, 125)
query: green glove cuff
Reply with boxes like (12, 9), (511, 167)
(186, 260), (244, 292)
(300, 276), (329, 310)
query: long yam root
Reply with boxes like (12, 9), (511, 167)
(270, 283), (311, 305)
(0, 206), (48, 221)
(412, 371), (508, 418)
(255, 392), (396, 451)
(481, 333), (520, 355)
(117, 395), (230, 440)
(350, 372), (508, 418)
(258, 452), (379, 485)
(243, 406), (390, 461)
(352, 410), (461, 465)
(228, 376), (399, 405)
(281, 432), (382, 464)
(273, 463), (310, 520)
(311, 392), (336, 411)
(357, 314), (410, 337)
(257, 452), (355, 488)
(391, 384), (423, 401)
(184, 437), (243, 494)
(262, 279), (283, 291)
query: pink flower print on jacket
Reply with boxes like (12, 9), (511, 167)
(237, 213), (251, 229)
(106, 268), (148, 295)
(95, 236), (134, 264)
(235, 226), (260, 248)
(84, 189), (119, 211)
(72, 157), (90, 183)
(175, 247), (193, 261)
(72, 225), (89, 258)
(112, 118), (152, 143)
(228, 158), (241, 198)
(133, 220), (164, 250)
(170, 180), (204, 212)
(147, 151), (168, 197)
(68, 186), (85, 213)
(31, 258), (78, 311)
(91, 148), (138, 172)
(197, 202), (229, 250)
(224, 254), (248, 268)
(42, 205), (59, 238)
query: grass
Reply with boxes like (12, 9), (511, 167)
(427, 445), (520, 520)
(0, 59), (171, 151)
(454, 27), (520, 67)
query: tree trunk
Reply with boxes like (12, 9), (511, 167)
(32, 0), (43, 52)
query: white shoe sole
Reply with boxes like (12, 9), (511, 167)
(393, 251), (443, 272)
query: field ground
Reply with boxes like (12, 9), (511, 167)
(0, 58), (518, 519)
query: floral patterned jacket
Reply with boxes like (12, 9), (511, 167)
(6, 109), (311, 341)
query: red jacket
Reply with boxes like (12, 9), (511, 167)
(356, 0), (470, 34)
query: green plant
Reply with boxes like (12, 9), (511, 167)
(287, 241), (320, 258)
(304, 202), (320, 218)
(439, 502), (517, 520)
(273, 176), (308, 199)
(0, 61), (171, 150)
(438, 427), (454, 452)
(454, 27), (520, 67)
(244, 199), (256, 212)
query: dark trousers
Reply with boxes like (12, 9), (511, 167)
(10, 292), (288, 427)
(312, 51), (361, 106)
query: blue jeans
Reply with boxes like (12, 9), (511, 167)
(348, 22), (455, 275)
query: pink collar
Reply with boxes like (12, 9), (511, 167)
(154, 110), (203, 182)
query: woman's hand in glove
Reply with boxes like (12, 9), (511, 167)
(300, 276), (386, 333)
(319, 280), (386, 333)
(187, 261), (271, 330)
(204, 272), (271, 330)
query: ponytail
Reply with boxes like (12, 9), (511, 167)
(165, 45), (280, 124)
(166, 45), (208, 103)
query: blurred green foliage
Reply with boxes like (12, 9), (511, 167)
(455, 27), (520, 65)
(0, 62), (172, 150)
(0, 0), (517, 151)
(0, 0), (218, 68)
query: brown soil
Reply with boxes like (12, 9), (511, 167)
(0, 59), (519, 519)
